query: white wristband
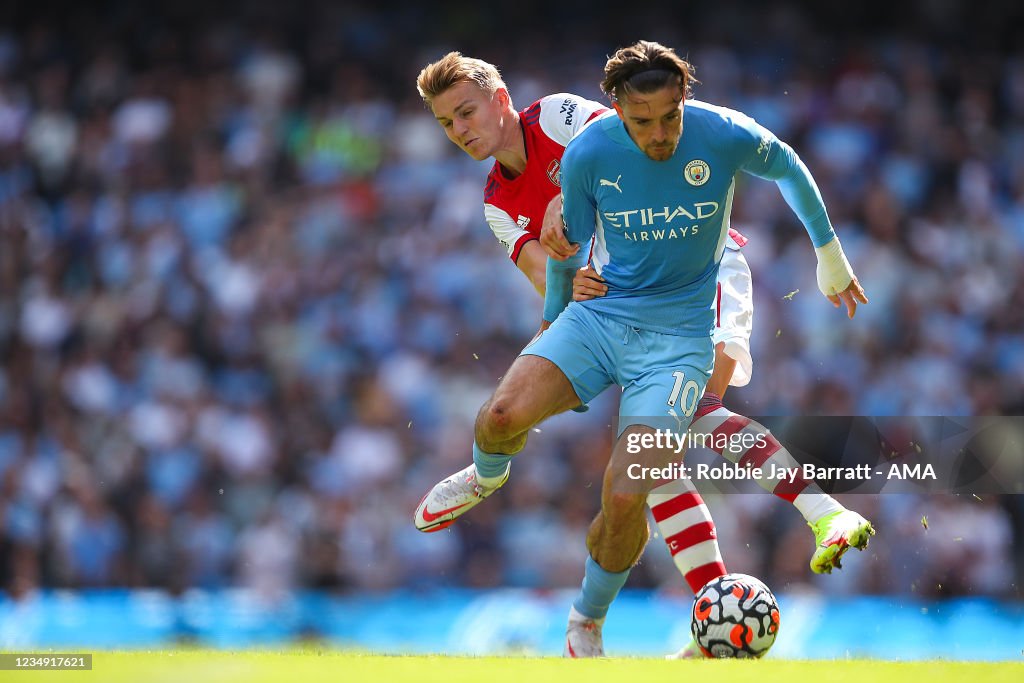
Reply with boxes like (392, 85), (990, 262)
(814, 237), (855, 296)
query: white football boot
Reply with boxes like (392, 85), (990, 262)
(564, 606), (606, 658)
(666, 639), (707, 659)
(413, 463), (509, 532)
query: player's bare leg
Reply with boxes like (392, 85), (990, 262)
(414, 355), (579, 532)
(577, 270), (731, 578)
(474, 354), (581, 453)
(588, 425), (678, 572)
(566, 425), (682, 657)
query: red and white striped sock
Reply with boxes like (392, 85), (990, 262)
(647, 478), (727, 593)
(691, 392), (843, 523)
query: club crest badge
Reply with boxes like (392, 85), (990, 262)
(547, 159), (561, 187)
(684, 159), (710, 186)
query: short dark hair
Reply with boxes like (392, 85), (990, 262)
(601, 40), (696, 103)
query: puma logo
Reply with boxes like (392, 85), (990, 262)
(599, 175), (622, 193)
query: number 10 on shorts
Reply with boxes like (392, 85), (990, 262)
(667, 371), (700, 417)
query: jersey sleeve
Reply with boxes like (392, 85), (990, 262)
(733, 113), (836, 248)
(542, 136), (596, 322)
(726, 227), (748, 251)
(558, 139), (598, 246)
(484, 203), (536, 263)
(537, 93), (609, 147)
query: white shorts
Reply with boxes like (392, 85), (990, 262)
(713, 247), (754, 387)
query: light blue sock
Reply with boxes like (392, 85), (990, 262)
(572, 556), (631, 620)
(473, 442), (513, 480)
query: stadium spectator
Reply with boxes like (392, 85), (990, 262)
(0, 0), (1021, 603)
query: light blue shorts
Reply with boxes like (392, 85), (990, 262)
(522, 303), (714, 436)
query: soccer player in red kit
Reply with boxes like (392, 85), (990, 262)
(412, 52), (873, 658)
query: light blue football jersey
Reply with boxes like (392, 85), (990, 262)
(549, 99), (835, 336)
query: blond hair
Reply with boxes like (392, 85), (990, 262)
(416, 52), (508, 106)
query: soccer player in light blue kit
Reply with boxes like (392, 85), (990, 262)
(417, 40), (867, 657)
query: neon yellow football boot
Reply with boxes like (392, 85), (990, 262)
(809, 509), (875, 574)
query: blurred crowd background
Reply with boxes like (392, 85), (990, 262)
(0, 0), (1022, 605)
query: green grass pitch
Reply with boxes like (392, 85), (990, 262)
(9, 651), (1024, 683)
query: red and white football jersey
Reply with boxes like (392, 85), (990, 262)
(483, 93), (607, 263)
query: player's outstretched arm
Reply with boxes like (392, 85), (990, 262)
(741, 126), (869, 319)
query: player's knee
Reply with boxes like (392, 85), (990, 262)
(475, 398), (525, 444)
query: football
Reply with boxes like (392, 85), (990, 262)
(691, 573), (781, 658)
